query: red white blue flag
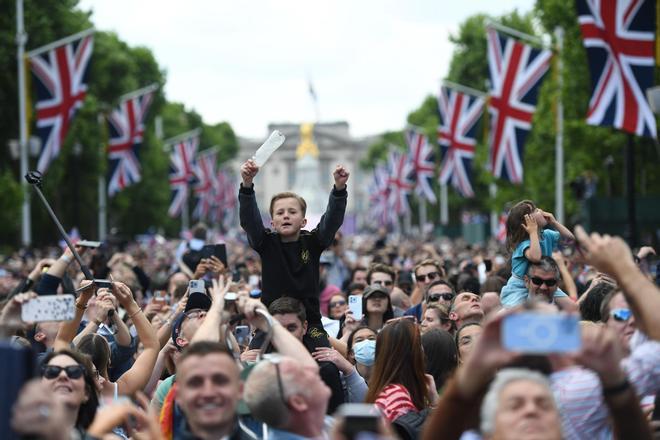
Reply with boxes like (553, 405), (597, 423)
(406, 129), (436, 203)
(168, 134), (199, 217)
(576, 0), (656, 138)
(368, 165), (395, 226)
(437, 85), (485, 198)
(387, 150), (414, 215)
(192, 149), (218, 220)
(28, 30), (94, 174)
(486, 28), (552, 183)
(107, 84), (157, 196)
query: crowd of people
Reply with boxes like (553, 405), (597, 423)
(0, 159), (659, 440)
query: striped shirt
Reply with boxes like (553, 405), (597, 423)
(551, 336), (660, 440)
(375, 384), (419, 421)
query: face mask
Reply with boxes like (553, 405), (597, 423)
(353, 339), (376, 366)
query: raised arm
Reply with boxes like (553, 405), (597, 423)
(316, 165), (349, 248)
(53, 281), (95, 351)
(522, 215), (541, 263)
(575, 226), (660, 340)
(238, 296), (317, 369)
(112, 282), (159, 396)
(543, 211), (575, 241)
(239, 159), (266, 249)
(190, 276), (229, 344)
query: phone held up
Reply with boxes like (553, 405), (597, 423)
(21, 295), (76, 322)
(502, 312), (581, 354)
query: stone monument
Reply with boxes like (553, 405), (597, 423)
(293, 122), (325, 217)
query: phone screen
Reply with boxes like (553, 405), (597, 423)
(348, 295), (363, 320)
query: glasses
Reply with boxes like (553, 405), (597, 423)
(372, 280), (393, 287)
(428, 293), (454, 303)
(610, 308), (632, 322)
(42, 365), (85, 380)
(330, 300), (346, 307)
(262, 354), (287, 406)
(417, 272), (440, 283)
(529, 277), (558, 287)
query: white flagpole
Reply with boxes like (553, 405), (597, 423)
(26, 28), (95, 58)
(554, 27), (565, 224)
(17, 0), (31, 246)
(440, 184), (448, 225)
(97, 113), (107, 240)
(484, 19), (546, 48)
(489, 183), (498, 237)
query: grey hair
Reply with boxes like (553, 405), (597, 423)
(527, 256), (560, 280)
(480, 368), (557, 436)
(243, 360), (291, 428)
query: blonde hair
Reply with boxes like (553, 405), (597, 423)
(269, 192), (307, 217)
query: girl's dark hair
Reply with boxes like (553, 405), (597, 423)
(346, 325), (376, 359)
(41, 349), (98, 429)
(422, 329), (458, 390)
(76, 333), (111, 378)
(505, 200), (537, 251)
(365, 319), (430, 410)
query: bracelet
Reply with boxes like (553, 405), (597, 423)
(75, 301), (87, 311)
(602, 379), (630, 396)
(128, 308), (142, 319)
(92, 318), (102, 326)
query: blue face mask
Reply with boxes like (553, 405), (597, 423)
(353, 339), (376, 366)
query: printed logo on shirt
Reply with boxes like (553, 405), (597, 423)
(301, 249), (310, 264)
(308, 327), (325, 340)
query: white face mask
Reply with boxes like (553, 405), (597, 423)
(353, 339), (376, 366)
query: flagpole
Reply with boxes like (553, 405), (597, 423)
(17, 0), (31, 247)
(484, 19), (545, 48)
(554, 27), (565, 225)
(440, 183), (448, 225)
(97, 113), (107, 241)
(489, 183), (498, 237)
(26, 28), (95, 58)
(419, 199), (427, 235)
(442, 80), (487, 98)
(163, 128), (202, 147)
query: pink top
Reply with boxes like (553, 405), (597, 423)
(375, 384), (418, 421)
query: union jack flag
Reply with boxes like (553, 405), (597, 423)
(368, 165), (395, 226)
(406, 129), (436, 203)
(496, 212), (508, 244)
(192, 149), (218, 220)
(29, 30), (94, 174)
(576, 0), (656, 138)
(107, 85), (157, 196)
(167, 134), (199, 217)
(211, 169), (238, 230)
(437, 85), (485, 198)
(387, 150), (414, 215)
(486, 29), (552, 183)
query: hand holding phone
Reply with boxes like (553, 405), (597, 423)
(348, 295), (363, 320)
(501, 312), (581, 353)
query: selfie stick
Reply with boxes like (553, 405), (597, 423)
(25, 171), (93, 280)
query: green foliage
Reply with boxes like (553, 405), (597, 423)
(364, 4), (660, 230)
(0, 0), (238, 247)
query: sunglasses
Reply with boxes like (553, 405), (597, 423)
(42, 364), (85, 380)
(417, 272), (440, 283)
(330, 300), (347, 307)
(610, 308), (632, 322)
(428, 293), (454, 303)
(529, 277), (558, 287)
(372, 280), (393, 287)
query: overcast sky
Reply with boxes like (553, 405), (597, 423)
(78, 0), (534, 140)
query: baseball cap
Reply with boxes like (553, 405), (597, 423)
(363, 285), (389, 300)
(171, 292), (212, 349)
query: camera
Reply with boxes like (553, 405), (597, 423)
(502, 312), (581, 353)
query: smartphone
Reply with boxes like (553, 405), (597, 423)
(21, 294), (76, 322)
(93, 279), (113, 289)
(502, 312), (581, 354)
(189, 280), (206, 295)
(234, 325), (250, 345)
(348, 295), (363, 320)
(77, 240), (101, 248)
(153, 290), (170, 305)
(201, 243), (228, 267)
(336, 403), (381, 440)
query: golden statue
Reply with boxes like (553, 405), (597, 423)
(295, 122), (319, 159)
